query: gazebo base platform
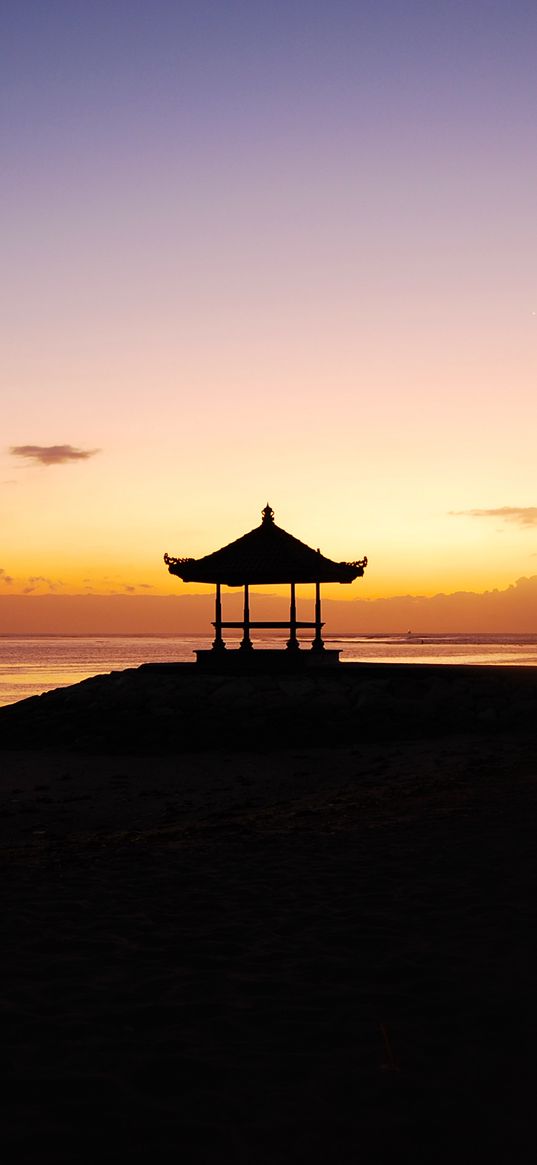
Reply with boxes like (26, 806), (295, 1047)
(195, 648), (341, 673)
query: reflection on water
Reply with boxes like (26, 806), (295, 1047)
(334, 635), (537, 668)
(1, 633), (537, 706)
(0, 636), (200, 707)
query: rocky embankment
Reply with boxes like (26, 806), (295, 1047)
(0, 661), (536, 753)
(2, 661), (537, 1162)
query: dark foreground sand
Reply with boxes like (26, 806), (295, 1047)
(1, 664), (537, 1162)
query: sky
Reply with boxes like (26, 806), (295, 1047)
(2, 1), (537, 628)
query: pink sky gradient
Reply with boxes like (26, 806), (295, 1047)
(2, 2), (536, 627)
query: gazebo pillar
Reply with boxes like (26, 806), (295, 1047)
(240, 583), (253, 650)
(212, 582), (226, 651)
(312, 581), (325, 652)
(287, 582), (299, 651)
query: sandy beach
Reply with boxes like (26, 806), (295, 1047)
(1, 664), (537, 1162)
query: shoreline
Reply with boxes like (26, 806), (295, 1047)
(2, 663), (536, 1161)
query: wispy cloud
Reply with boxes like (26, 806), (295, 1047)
(450, 507), (537, 528)
(23, 575), (63, 593)
(10, 444), (100, 466)
(0, 568), (13, 585)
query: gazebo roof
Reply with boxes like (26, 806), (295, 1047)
(164, 504), (367, 586)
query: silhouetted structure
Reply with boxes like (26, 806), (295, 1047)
(164, 505), (367, 667)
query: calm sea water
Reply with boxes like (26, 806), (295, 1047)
(1, 633), (537, 707)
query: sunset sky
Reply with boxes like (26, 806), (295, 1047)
(2, 1), (537, 627)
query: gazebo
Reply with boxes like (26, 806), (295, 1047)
(164, 504), (367, 666)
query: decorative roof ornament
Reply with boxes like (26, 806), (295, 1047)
(262, 503), (275, 524)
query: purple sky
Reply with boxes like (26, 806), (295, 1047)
(2, 1), (537, 606)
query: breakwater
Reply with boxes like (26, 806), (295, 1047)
(0, 661), (536, 752)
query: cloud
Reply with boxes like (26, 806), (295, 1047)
(25, 575), (62, 592)
(6, 574), (537, 633)
(450, 507), (537, 528)
(10, 444), (100, 466)
(0, 568), (13, 585)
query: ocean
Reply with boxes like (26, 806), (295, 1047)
(1, 633), (537, 707)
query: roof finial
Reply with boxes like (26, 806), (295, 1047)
(262, 502), (274, 524)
